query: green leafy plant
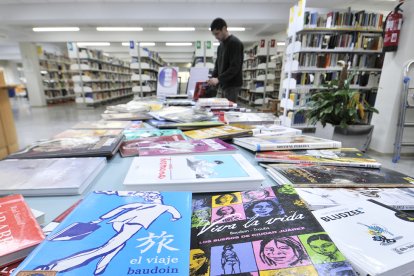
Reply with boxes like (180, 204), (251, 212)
(304, 62), (379, 129)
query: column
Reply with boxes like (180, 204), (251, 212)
(370, 1), (414, 153)
(19, 42), (46, 107)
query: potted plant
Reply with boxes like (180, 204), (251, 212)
(304, 61), (379, 151)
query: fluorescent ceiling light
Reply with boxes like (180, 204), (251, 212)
(165, 42), (193, 46)
(121, 42), (156, 47)
(277, 42), (286, 46)
(227, 27), (245, 31)
(213, 42), (220, 46)
(32, 27), (79, 32)
(159, 27), (195, 32)
(96, 27), (143, 31)
(77, 42), (111, 47)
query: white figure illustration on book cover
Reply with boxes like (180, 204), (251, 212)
(35, 191), (181, 275)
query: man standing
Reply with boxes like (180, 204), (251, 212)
(207, 18), (244, 103)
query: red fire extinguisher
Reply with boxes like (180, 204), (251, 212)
(383, 1), (404, 52)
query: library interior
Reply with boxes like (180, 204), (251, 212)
(1, 0), (414, 275)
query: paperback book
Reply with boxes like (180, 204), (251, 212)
(233, 135), (342, 152)
(256, 148), (381, 168)
(123, 154), (264, 193)
(313, 199), (414, 276)
(0, 158), (106, 196)
(7, 135), (123, 159)
(190, 185), (357, 275)
(184, 125), (253, 140)
(13, 191), (192, 276)
(71, 121), (131, 130)
(265, 164), (414, 188)
(224, 112), (279, 125)
(119, 135), (186, 157)
(137, 138), (237, 156)
(123, 129), (185, 142)
(0, 195), (45, 267)
(296, 187), (414, 210)
(53, 129), (122, 139)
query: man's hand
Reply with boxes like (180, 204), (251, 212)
(207, 78), (219, 86)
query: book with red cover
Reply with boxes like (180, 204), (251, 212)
(0, 195), (44, 266)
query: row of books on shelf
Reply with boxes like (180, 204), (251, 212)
(303, 10), (383, 30)
(296, 52), (382, 70)
(70, 61), (131, 74)
(298, 32), (383, 51)
(290, 71), (380, 88)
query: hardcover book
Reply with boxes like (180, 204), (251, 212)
(137, 138), (237, 156)
(265, 164), (414, 188)
(13, 191), (192, 276)
(233, 135), (342, 152)
(7, 135), (123, 159)
(256, 148), (381, 168)
(53, 129), (122, 139)
(184, 125), (253, 140)
(0, 195), (45, 267)
(296, 187), (414, 210)
(313, 199), (414, 276)
(119, 135), (186, 157)
(123, 129), (186, 142)
(123, 154), (265, 193)
(71, 121), (131, 130)
(190, 185), (356, 275)
(0, 158), (106, 196)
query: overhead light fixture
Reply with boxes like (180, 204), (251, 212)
(97, 27), (143, 32)
(77, 42), (111, 47)
(165, 42), (193, 46)
(227, 27), (245, 31)
(159, 27), (195, 32)
(277, 42), (286, 46)
(213, 42), (220, 46)
(32, 27), (80, 32)
(121, 42), (156, 47)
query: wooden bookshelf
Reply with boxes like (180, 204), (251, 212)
(280, 1), (384, 128)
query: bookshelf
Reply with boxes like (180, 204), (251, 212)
(240, 39), (282, 107)
(280, 1), (384, 128)
(38, 51), (75, 104)
(68, 47), (133, 105)
(128, 42), (164, 99)
(192, 40), (215, 70)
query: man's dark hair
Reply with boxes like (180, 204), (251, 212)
(210, 18), (227, 31)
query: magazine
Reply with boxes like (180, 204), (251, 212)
(190, 186), (357, 275)
(265, 164), (414, 188)
(256, 148), (381, 168)
(123, 154), (264, 193)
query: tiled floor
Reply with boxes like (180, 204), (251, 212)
(10, 98), (414, 178)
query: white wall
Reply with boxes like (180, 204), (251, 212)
(0, 60), (22, 84)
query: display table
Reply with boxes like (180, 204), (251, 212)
(24, 146), (275, 224)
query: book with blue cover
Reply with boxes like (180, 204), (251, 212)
(13, 191), (192, 276)
(190, 185), (357, 275)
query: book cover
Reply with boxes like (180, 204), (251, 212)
(0, 195), (45, 267)
(313, 199), (414, 276)
(119, 135), (186, 157)
(184, 125), (253, 140)
(233, 135), (342, 152)
(266, 164), (414, 188)
(256, 148), (381, 168)
(123, 129), (185, 142)
(252, 124), (301, 137)
(53, 129), (122, 139)
(0, 261), (20, 276)
(7, 135), (123, 159)
(71, 121), (131, 129)
(224, 112), (278, 125)
(146, 119), (224, 130)
(123, 154), (264, 193)
(137, 138), (237, 156)
(43, 200), (83, 236)
(13, 191), (192, 276)
(190, 186), (356, 275)
(296, 187), (414, 210)
(0, 158), (106, 196)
